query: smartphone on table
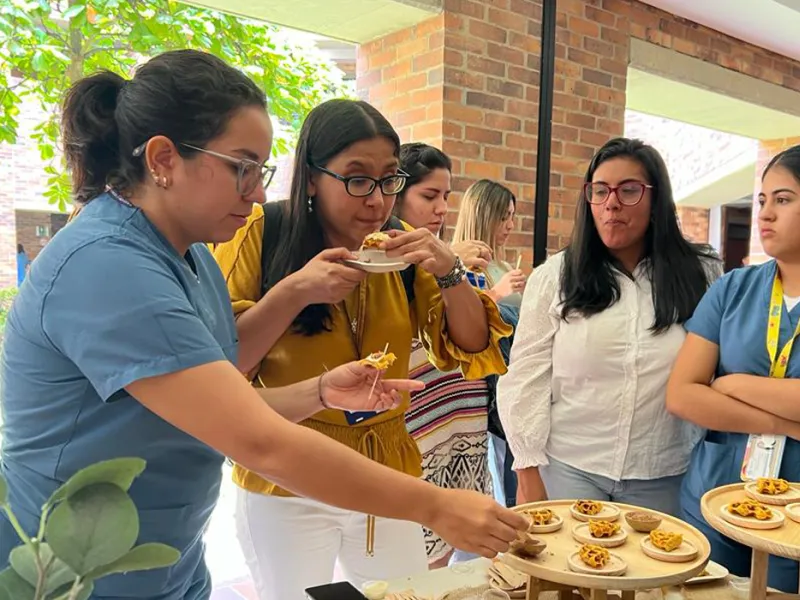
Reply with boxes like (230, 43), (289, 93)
(305, 581), (366, 599)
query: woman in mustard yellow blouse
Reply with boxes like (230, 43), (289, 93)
(214, 99), (510, 599)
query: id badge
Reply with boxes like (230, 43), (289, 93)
(740, 434), (787, 481)
(343, 410), (379, 426)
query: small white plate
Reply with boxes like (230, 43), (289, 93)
(571, 522), (627, 548)
(685, 560), (730, 585)
(343, 259), (410, 273)
(786, 502), (800, 524)
(570, 502), (620, 523)
(744, 481), (800, 505)
(640, 537), (698, 563)
(720, 504), (785, 530)
(567, 551), (627, 576)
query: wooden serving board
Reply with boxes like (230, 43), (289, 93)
(500, 500), (710, 591)
(701, 483), (800, 560)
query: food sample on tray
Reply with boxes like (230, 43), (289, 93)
(360, 350), (397, 370)
(573, 499), (603, 515)
(588, 520), (621, 538)
(756, 477), (790, 495)
(648, 530), (683, 552)
(578, 544), (610, 568)
(361, 231), (390, 249)
(529, 508), (554, 526)
(729, 499), (773, 520)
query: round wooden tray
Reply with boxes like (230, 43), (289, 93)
(701, 483), (800, 560)
(500, 500), (710, 591)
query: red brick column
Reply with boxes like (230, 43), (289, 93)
(749, 136), (800, 264)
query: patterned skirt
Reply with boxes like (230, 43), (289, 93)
(405, 340), (493, 563)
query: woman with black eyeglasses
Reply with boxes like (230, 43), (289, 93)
(213, 99), (511, 599)
(498, 137), (721, 515)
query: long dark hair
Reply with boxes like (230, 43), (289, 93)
(393, 142), (452, 218)
(264, 99), (401, 336)
(764, 144), (800, 184)
(560, 137), (717, 333)
(62, 50), (266, 204)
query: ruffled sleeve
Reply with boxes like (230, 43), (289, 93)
(213, 204), (265, 316)
(497, 252), (563, 470)
(412, 265), (513, 381)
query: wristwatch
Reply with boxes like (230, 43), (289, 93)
(435, 256), (467, 289)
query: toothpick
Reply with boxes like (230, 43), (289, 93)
(516, 255), (522, 270)
(366, 343), (390, 401)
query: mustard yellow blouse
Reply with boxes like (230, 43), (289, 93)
(213, 203), (512, 497)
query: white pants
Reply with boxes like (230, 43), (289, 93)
(235, 488), (429, 600)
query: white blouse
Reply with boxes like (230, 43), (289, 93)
(497, 251), (717, 481)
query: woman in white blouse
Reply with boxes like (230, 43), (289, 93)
(497, 138), (721, 515)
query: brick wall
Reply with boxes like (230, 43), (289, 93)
(676, 206), (709, 244)
(749, 136), (800, 263)
(15, 211), (68, 262)
(0, 145), (14, 288)
(357, 0), (800, 264)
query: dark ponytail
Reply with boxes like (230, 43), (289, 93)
(61, 50), (266, 205)
(62, 71), (126, 204)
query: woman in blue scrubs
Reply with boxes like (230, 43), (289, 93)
(668, 144), (800, 593)
(0, 50), (526, 599)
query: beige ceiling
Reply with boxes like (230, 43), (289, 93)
(184, 0), (441, 43)
(627, 69), (800, 140)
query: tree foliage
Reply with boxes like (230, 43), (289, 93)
(0, 0), (345, 210)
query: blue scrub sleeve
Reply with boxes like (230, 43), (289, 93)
(41, 236), (227, 401)
(685, 274), (730, 345)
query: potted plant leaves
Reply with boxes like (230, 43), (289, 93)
(0, 457), (180, 599)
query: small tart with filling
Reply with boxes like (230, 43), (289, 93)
(579, 544), (610, 568)
(756, 478), (790, 495)
(588, 520), (620, 538)
(361, 231), (390, 249)
(574, 499), (603, 516)
(729, 499), (773, 520)
(360, 351), (397, 370)
(530, 509), (554, 526)
(649, 529), (683, 552)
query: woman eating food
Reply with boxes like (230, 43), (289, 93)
(393, 142), (505, 568)
(213, 99), (512, 598)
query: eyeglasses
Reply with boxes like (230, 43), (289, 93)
(311, 164), (408, 198)
(132, 141), (276, 198)
(584, 181), (653, 206)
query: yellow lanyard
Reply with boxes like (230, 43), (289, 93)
(766, 272), (800, 378)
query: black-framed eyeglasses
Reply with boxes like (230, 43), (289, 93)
(584, 181), (653, 206)
(132, 141), (276, 198)
(311, 164), (408, 197)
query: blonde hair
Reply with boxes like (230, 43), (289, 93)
(452, 179), (516, 256)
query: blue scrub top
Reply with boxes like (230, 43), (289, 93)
(0, 193), (239, 599)
(680, 260), (800, 593)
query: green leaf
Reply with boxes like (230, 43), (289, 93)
(0, 475), (7, 505)
(84, 543), (180, 580)
(9, 543), (77, 593)
(61, 3), (85, 19)
(0, 568), (34, 600)
(45, 483), (139, 576)
(46, 457), (146, 507)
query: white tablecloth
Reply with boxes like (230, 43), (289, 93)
(385, 559), (491, 596)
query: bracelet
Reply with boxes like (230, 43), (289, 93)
(318, 371), (332, 409)
(434, 256), (467, 289)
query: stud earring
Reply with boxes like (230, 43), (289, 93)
(161, 176), (169, 189)
(307, 196), (314, 213)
